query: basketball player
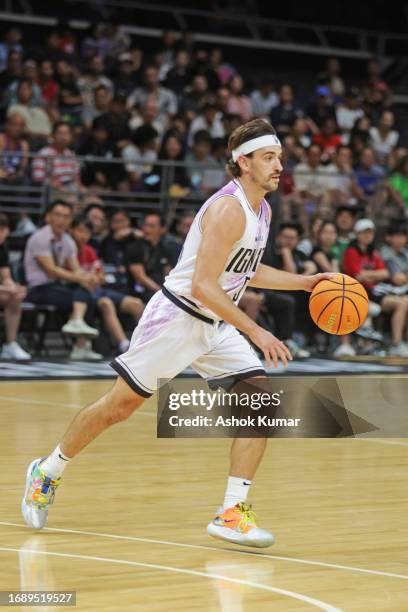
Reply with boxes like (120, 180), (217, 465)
(22, 119), (333, 548)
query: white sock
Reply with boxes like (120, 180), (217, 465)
(40, 445), (71, 479)
(223, 476), (251, 510)
(119, 339), (130, 353)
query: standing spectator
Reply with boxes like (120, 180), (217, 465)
(7, 80), (51, 141)
(71, 215), (143, 354)
(250, 79), (278, 118)
(32, 122), (82, 193)
(226, 74), (252, 122)
(342, 218), (408, 357)
(369, 110), (399, 162)
(270, 84), (303, 137)
(0, 213), (31, 360)
(336, 88), (365, 133)
(127, 65), (177, 122)
(24, 200), (102, 360)
(126, 213), (172, 303)
(0, 113), (29, 184)
(188, 103), (225, 145)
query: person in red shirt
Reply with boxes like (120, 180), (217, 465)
(342, 218), (408, 357)
(71, 215), (144, 353)
(312, 117), (342, 161)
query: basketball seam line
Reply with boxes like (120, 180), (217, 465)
(336, 275), (346, 334)
(310, 288), (368, 303)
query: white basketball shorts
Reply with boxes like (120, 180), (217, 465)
(110, 288), (265, 397)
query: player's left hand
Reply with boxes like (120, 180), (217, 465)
(302, 273), (338, 293)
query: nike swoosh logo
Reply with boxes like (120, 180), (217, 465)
(243, 482), (251, 485)
(223, 519), (235, 523)
(58, 454), (69, 461)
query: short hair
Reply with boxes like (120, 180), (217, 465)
(72, 214), (93, 230)
(278, 222), (303, 236)
(84, 202), (105, 216)
(45, 199), (73, 214)
(143, 212), (166, 227)
(52, 121), (71, 135)
(17, 78), (32, 90)
(385, 223), (407, 236)
(193, 129), (212, 146)
(0, 213), (10, 228)
(226, 118), (277, 178)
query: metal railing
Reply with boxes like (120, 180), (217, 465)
(0, 152), (403, 232)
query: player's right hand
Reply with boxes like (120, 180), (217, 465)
(248, 326), (293, 369)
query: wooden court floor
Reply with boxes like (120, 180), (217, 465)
(1, 379), (408, 611)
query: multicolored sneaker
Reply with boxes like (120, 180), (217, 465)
(207, 502), (275, 548)
(21, 458), (61, 529)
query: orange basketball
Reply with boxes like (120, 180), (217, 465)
(309, 273), (369, 335)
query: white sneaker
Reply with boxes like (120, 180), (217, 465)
(388, 343), (408, 358)
(69, 342), (103, 361)
(62, 319), (99, 338)
(0, 341), (31, 360)
(333, 343), (356, 358)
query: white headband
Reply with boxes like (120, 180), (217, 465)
(232, 135), (281, 162)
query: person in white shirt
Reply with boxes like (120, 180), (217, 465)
(369, 110), (399, 162)
(335, 88), (364, 133)
(188, 103), (225, 146)
(250, 79), (278, 117)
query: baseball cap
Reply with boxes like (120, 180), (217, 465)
(354, 218), (375, 233)
(316, 85), (330, 97)
(119, 52), (132, 63)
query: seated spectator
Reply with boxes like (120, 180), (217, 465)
(323, 145), (362, 204)
(293, 144), (328, 207)
(127, 65), (178, 122)
(353, 146), (385, 200)
(215, 86), (231, 116)
(0, 27), (23, 72)
(32, 121), (83, 194)
(7, 80), (51, 141)
(188, 102), (225, 146)
(84, 201), (109, 254)
(312, 117), (342, 160)
(0, 213), (31, 360)
(369, 110), (399, 163)
(78, 55), (113, 111)
(39, 60), (59, 106)
(180, 74), (209, 117)
(113, 51), (142, 99)
(335, 88), (364, 133)
(208, 47), (235, 85)
(317, 57), (345, 99)
(165, 211), (195, 265)
(79, 119), (123, 189)
(129, 97), (167, 140)
(126, 213), (172, 303)
(389, 154), (408, 210)
(297, 215), (324, 256)
(349, 116), (371, 159)
(97, 93), (131, 147)
(307, 85), (336, 128)
(331, 205), (358, 262)
(82, 84), (112, 130)
(291, 117), (314, 149)
(342, 218), (408, 357)
(24, 200), (102, 361)
(71, 215), (143, 354)
(148, 130), (189, 195)
(185, 130), (220, 197)
(250, 79), (278, 118)
(380, 224), (408, 287)
(164, 50), (193, 95)
(271, 223), (317, 276)
(100, 209), (139, 291)
(226, 74), (252, 122)
(55, 60), (84, 127)
(0, 113), (29, 184)
(121, 124), (159, 189)
(311, 221), (340, 272)
(0, 51), (22, 105)
(270, 84), (303, 137)
(6, 59), (43, 108)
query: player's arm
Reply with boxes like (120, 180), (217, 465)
(248, 263), (335, 292)
(191, 197), (291, 368)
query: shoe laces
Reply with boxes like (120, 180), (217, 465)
(235, 502), (258, 528)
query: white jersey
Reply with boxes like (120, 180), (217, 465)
(164, 178), (271, 321)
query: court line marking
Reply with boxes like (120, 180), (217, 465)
(0, 546), (341, 612)
(1, 521), (407, 582)
(0, 395), (154, 417)
(356, 439), (408, 447)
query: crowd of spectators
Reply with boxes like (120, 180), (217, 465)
(0, 23), (408, 360)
